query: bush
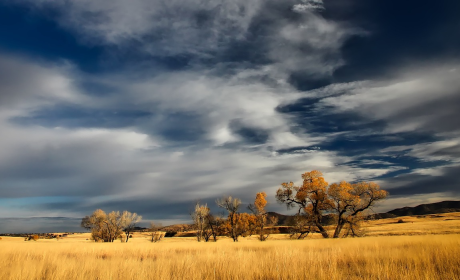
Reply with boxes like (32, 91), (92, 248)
(151, 232), (165, 243)
(164, 231), (177, 237)
(397, 219), (404, 223)
(26, 235), (39, 241)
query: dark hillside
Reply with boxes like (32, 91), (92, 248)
(387, 201), (460, 216)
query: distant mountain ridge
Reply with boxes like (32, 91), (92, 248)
(268, 201), (460, 224)
(385, 200), (460, 217)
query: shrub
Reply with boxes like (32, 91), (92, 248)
(164, 231), (177, 237)
(26, 235), (39, 241)
(151, 232), (165, 243)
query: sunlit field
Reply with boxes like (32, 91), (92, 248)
(1, 213), (460, 280)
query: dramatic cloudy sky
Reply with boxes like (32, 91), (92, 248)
(1, 0), (460, 233)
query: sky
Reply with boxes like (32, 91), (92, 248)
(1, 0), (460, 233)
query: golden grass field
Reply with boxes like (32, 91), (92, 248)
(1, 212), (460, 280)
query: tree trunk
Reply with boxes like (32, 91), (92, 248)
(316, 223), (329, 238)
(333, 223), (344, 238)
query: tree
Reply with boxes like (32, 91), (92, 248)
(216, 196), (242, 242)
(248, 192), (278, 241)
(121, 211), (142, 243)
(203, 213), (224, 242)
(191, 203), (210, 242)
(288, 214), (314, 239)
(276, 170), (332, 238)
(81, 209), (109, 242)
(105, 211), (129, 242)
(276, 170), (388, 239)
(328, 181), (388, 238)
(80, 209), (142, 242)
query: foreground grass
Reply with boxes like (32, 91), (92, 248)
(1, 234), (459, 280)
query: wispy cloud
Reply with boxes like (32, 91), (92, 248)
(292, 0), (325, 13)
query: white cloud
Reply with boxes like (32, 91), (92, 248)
(89, 69), (311, 148)
(292, 0), (324, 13)
(268, 13), (356, 75)
(316, 64), (460, 134)
(381, 139), (460, 163)
(26, 0), (263, 56)
(0, 55), (88, 115)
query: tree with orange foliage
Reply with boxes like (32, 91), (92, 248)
(249, 192), (278, 241)
(220, 212), (257, 240)
(276, 170), (388, 238)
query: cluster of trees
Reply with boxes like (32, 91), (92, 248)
(81, 209), (142, 242)
(192, 192), (278, 242)
(81, 170), (388, 242)
(276, 170), (388, 238)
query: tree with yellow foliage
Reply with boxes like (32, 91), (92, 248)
(328, 181), (388, 237)
(276, 170), (331, 238)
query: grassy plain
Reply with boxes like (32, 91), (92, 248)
(1, 212), (460, 280)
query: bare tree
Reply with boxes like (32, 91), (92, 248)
(203, 213), (223, 242)
(191, 203), (210, 242)
(216, 196), (241, 242)
(121, 211), (142, 242)
(105, 211), (129, 242)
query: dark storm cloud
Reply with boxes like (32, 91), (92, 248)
(0, 217), (82, 234)
(325, 0), (460, 82)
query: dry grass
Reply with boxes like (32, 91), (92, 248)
(362, 212), (460, 236)
(0, 234), (459, 280)
(1, 213), (459, 280)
